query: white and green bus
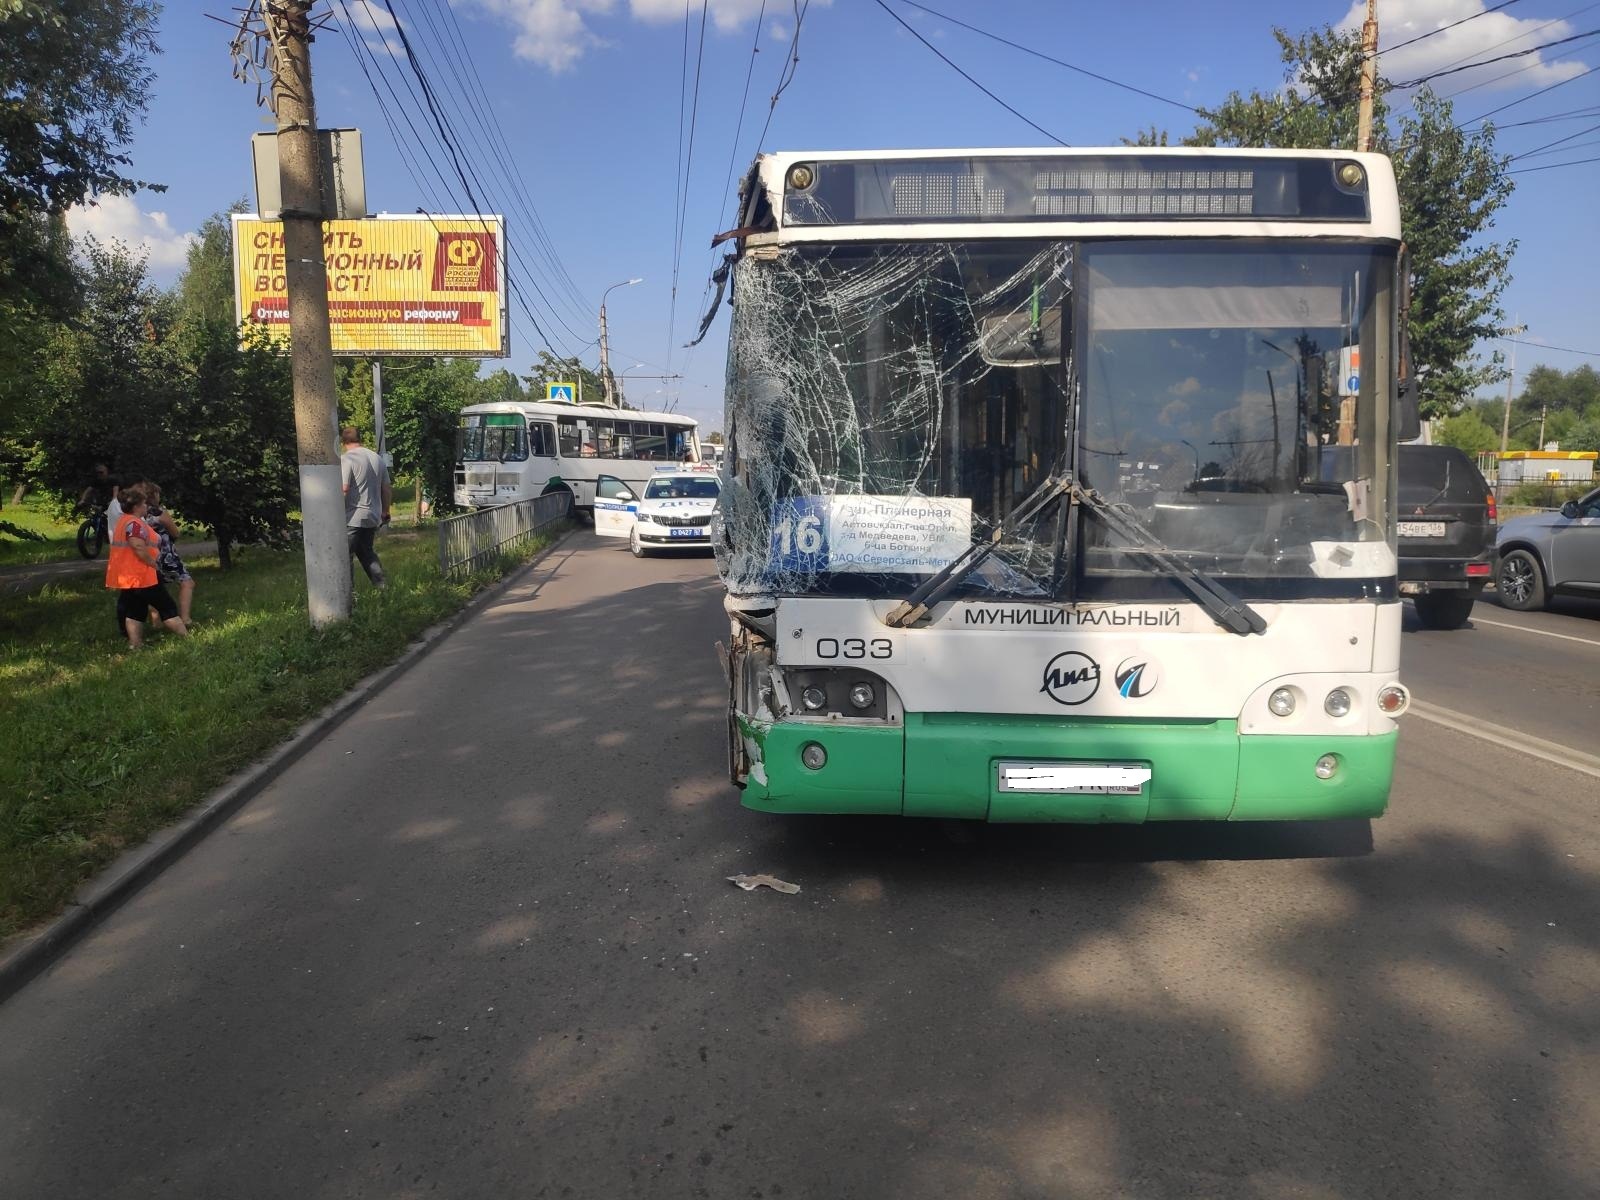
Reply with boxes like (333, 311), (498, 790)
(716, 148), (1418, 823)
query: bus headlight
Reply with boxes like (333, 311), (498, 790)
(801, 686), (827, 712)
(1315, 754), (1340, 780)
(848, 682), (875, 710)
(1324, 688), (1352, 718)
(1268, 688), (1296, 717)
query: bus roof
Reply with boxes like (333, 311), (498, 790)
(743, 147), (1400, 244)
(459, 401), (698, 426)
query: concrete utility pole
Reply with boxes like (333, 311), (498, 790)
(1499, 319), (1528, 455)
(265, 0), (351, 627)
(599, 278), (642, 408)
(1357, 0), (1379, 153)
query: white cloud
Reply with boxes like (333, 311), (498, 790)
(461, 0), (824, 70)
(66, 194), (197, 272)
(1337, 0), (1590, 94)
(464, 0), (616, 71)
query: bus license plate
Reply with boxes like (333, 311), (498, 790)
(669, 527), (704, 539)
(1398, 521), (1446, 537)
(995, 762), (1152, 794)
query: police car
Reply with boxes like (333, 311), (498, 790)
(592, 464), (721, 557)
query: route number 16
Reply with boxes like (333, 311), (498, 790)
(772, 513), (825, 556)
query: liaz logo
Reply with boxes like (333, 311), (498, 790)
(1041, 651), (1100, 706)
(1114, 657), (1160, 699)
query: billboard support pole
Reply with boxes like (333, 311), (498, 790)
(372, 360), (386, 471)
(266, 0), (352, 627)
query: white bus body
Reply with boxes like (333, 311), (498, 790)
(453, 401), (700, 512)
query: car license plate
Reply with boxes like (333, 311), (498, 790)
(669, 527), (704, 539)
(1398, 520), (1446, 537)
(995, 761), (1152, 795)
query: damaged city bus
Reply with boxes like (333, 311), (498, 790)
(713, 148), (1419, 823)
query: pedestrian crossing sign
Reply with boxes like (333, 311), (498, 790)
(547, 382), (576, 402)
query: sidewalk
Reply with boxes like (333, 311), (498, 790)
(0, 542), (221, 597)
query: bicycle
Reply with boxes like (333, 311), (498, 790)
(74, 503), (109, 559)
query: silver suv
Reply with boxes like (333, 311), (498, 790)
(1495, 485), (1600, 610)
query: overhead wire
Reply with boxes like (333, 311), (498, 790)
(1388, 28), (1600, 89)
(410, 0), (594, 322)
(1502, 337), (1600, 355)
(1507, 152), (1600, 171)
(1459, 64), (1597, 125)
(668, 1), (711, 354)
(870, 0), (1068, 145)
(1377, 0), (1523, 57)
(365, 0), (580, 356)
(1507, 118), (1600, 158)
(390, 0), (594, 338)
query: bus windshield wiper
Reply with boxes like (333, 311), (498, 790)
(884, 474), (1074, 628)
(1074, 484), (1267, 637)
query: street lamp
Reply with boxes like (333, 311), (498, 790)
(599, 278), (642, 408)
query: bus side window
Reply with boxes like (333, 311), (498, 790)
(635, 423), (667, 460)
(529, 422), (555, 458)
(593, 419), (616, 458)
(558, 418), (583, 458)
(612, 419), (634, 460)
(667, 428), (691, 460)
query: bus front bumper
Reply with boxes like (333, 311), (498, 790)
(737, 714), (1395, 822)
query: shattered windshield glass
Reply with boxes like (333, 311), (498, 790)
(718, 238), (1394, 599)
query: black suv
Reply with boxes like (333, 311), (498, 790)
(1397, 444), (1496, 629)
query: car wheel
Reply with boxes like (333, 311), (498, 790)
(630, 528), (647, 558)
(1413, 591), (1475, 630)
(1496, 549), (1546, 611)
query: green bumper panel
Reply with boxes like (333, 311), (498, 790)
(739, 714), (1395, 823)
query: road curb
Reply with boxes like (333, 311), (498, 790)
(0, 527), (577, 1006)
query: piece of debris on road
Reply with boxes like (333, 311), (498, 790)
(727, 873), (800, 895)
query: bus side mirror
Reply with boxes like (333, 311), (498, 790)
(1397, 377), (1421, 442)
(1395, 246), (1421, 442)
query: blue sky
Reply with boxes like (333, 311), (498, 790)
(76, 0), (1600, 433)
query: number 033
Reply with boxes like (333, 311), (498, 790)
(815, 637), (892, 660)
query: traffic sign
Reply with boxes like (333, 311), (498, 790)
(547, 381), (576, 402)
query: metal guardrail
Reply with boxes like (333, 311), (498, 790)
(437, 491), (571, 577)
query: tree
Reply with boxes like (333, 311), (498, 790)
(1435, 411), (1498, 455)
(0, 0), (160, 316)
(1144, 23), (1516, 421)
(164, 319), (296, 569)
(523, 351), (605, 407)
(480, 367), (525, 405)
(33, 238), (175, 496)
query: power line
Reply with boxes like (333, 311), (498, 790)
(1389, 28), (1600, 89)
(870, 0), (1067, 146)
(1508, 119), (1600, 159)
(1379, 0), (1523, 57)
(1507, 152), (1600, 172)
(753, 1), (813, 157)
(1515, 134), (1600, 156)
(1483, 104), (1600, 128)
(1503, 336), (1600, 356)
(893, 0), (1199, 113)
(669, 1), (711, 350)
(1460, 63), (1596, 125)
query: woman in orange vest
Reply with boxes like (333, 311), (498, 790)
(106, 482), (189, 648)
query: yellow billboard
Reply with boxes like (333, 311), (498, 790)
(232, 214), (508, 357)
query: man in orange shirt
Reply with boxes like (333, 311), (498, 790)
(106, 482), (189, 648)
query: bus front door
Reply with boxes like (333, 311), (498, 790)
(593, 474), (638, 538)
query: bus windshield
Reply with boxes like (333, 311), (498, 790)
(720, 238), (1394, 598)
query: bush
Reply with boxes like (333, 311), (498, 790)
(1504, 481), (1592, 509)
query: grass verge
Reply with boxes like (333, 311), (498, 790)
(0, 522), (568, 941)
(0, 496), (83, 567)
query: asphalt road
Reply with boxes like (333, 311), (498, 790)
(2, 535), (1596, 1199)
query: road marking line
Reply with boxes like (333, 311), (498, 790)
(1471, 615), (1600, 647)
(1408, 700), (1600, 782)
